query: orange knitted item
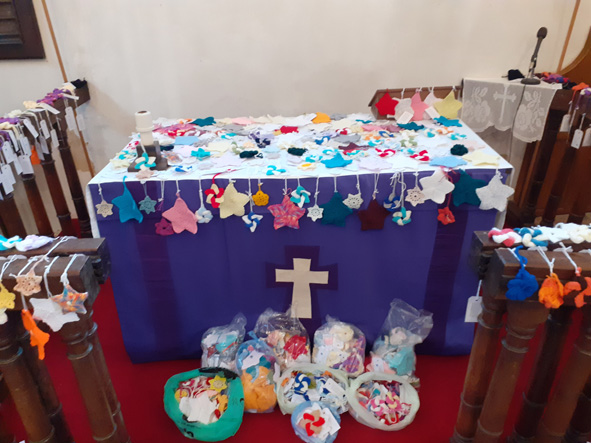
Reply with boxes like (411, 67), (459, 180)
(538, 273), (564, 309)
(21, 309), (50, 360)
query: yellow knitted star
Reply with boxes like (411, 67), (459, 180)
(462, 150), (500, 166)
(218, 181), (250, 219)
(433, 91), (463, 119)
(209, 375), (227, 392)
(0, 283), (15, 309)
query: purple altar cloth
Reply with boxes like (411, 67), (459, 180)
(88, 170), (503, 363)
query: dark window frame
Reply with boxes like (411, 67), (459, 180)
(0, 0), (45, 60)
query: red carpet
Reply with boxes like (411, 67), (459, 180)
(2, 281), (582, 443)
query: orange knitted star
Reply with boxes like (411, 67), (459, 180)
(538, 273), (564, 309)
(22, 309), (50, 360)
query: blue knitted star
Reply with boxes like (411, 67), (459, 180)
(191, 148), (211, 160)
(429, 156), (467, 168)
(320, 192), (353, 226)
(397, 122), (424, 131)
(191, 116), (215, 126)
(139, 195), (157, 214)
(434, 116), (462, 127)
(506, 247), (539, 301)
(321, 152), (352, 169)
(112, 177), (143, 223)
(452, 170), (486, 206)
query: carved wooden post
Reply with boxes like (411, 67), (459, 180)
(55, 125), (91, 238)
(39, 149), (75, 236)
(21, 173), (53, 236)
(474, 301), (549, 442)
(59, 317), (119, 443)
(509, 306), (574, 442)
(13, 312), (73, 443)
(0, 187), (26, 238)
(0, 316), (56, 443)
(536, 306), (591, 442)
(82, 309), (131, 443)
(564, 373), (591, 443)
(451, 294), (506, 442)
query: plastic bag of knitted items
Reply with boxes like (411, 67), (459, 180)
(236, 338), (280, 413)
(312, 316), (366, 376)
(277, 363), (349, 415)
(163, 367), (244, 441)
(346, 372), (419, 431)
(201, 313), (246, 371)
(291, 401), (341, 443)
(367, 299), (433, 380)
(254, 307), (311, 370)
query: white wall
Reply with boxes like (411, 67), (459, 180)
(1, 0), (590, 179)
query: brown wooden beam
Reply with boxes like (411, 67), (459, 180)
(0, 189), (26, 238)
(21, 173), (53, 236)
(39, 150), (75, 236)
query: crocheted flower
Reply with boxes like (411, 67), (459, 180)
(437, 207), (455, 225)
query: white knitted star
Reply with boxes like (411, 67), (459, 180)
(343, 193), (364, 210)
(405, 186), (426, 207)
(30, 298), (79, 332)
(95, 199), (113, 217)
(307, 204), (324, 222)
(475, 171), (514, 211)
(419, 169), (455, 204)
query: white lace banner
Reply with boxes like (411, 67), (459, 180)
(462, 78), (560, 143)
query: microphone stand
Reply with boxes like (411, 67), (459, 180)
(522, 27), (547, 85)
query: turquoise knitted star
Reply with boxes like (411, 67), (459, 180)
(139, 195), (157, 214)
(112, 177), (143, 223)
(452, 170), (487, 206)
(320, 192), (353, 227)
(191, 148), (211, 160)
(321, 152), (352, 169)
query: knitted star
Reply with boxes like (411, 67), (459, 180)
(110, 157), (131, 169)
(429, 156), (467, 168)
(313, 112), (331, 124)
(218, 182), (250, 219)
(437, 207), (455, 225)
(252, 187), (270, 206)
(95, 199), (113, 218)
(433, 91), (463, 119)
(539, 273), (564, 309)
(476, 171), (514, 211)
(395, 98), (413, 120)
(191, 148), (211, 160)
(375, 93), (399, 117)
(419, 169), (455, 204)
(52, 284), (88, 314)
(410, 92), (429, 121)
(320, 192), (353, 227)
(405, 186), (426, 207)
(30, 298), (79, 331)
(155, 217), (175, 236)
(136, 167), (155, 182)
(359, 157), (391, 172)
(268, 195), (306, 229)
(358, 199), (389, 230)
(343, 193), (364, 210)
(307, 204), (324, 222)
(452, 170), (487, 206)
(0, 283), (15, 310)
(462, 150), (500, 166)
(162, 195), (198, 234)
(321, 152), (352, 169)
(112, 178), (143, 223)
(506, 267), (539, 301)
(14, 270), (42, 296)
(139, 195), (157, 214)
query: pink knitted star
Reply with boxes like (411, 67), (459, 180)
(162, 195), (198, 234)
(268, 195), (305, 230)
(410, 92), (429, 121)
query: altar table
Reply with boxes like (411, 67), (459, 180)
(86, 116), (512, 363)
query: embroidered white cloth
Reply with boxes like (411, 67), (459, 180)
(462, 78), (561, 143)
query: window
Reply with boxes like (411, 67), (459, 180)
(0, 0), (44, 60)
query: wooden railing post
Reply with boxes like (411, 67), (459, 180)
(21, 173), (53, 236)
(0, 188), (26, 238)
(39, 149), (75, 236)
(509, 306), (574, 442)
(55, 125), (91, 238)
(564, 372), (591, 443)
(536, 306), (591, 442)
(474, 301), (549, 442)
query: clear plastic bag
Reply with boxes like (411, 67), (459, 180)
(346, 372), (419, 431)
(312, 316), (366, 377)
(236, 338), (279, 413)
(276, 363), (349, 415)
(367, 299), (433, 379)
(201, 313), (246, 371)
(291, 401), (341, 443)
(254, 307), (311, 370)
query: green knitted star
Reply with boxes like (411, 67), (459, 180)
(452, 170), (487, 206)
(320, 192), (353, 227)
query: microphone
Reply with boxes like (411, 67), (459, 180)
(522, 27), (548, 84)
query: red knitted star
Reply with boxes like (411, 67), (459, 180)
(358, 199), (390, 231)
(268, 195), (305, 229)
(375, 93), (399, 117)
